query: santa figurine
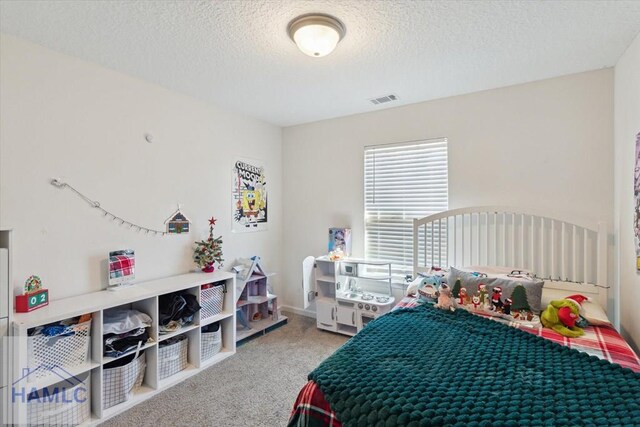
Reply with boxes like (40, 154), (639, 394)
(491, 287), (503, 311)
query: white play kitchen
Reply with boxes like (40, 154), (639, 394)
(303, 257), (395, 336)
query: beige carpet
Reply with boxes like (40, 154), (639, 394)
(104, 313), (347, 427)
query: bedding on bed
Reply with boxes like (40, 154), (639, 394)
(289, 298), (640, 427)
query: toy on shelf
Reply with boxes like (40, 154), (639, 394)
(15, 275), (49, 312)
(194, 216), (224, 273)
(328, 247), (344, 261)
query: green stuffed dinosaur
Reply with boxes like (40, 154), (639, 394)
(540, 294), (589, 338)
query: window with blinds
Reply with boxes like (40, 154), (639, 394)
(364, 139), (448, 273)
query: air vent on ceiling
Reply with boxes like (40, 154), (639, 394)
(369, 94), (399, 105)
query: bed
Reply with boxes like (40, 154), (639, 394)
(289, 207), (640, 427)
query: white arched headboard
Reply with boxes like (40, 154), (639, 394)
(412, 206), (615, 326)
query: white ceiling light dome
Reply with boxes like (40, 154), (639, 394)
(288, 13), (346, 58)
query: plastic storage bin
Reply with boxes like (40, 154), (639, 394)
(103, 351), (146, 409)
(27, 319), (91, 383)
(158, 335), (188, 380)
(201, 323), (222, 361)
(27, 371), (91, 426)
(200, 282), (225, 320)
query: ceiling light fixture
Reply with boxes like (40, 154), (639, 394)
(288, 13), (345, 58)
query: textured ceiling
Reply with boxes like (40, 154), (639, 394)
(1, 0), (640, 127)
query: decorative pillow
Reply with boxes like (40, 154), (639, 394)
(448, 266), (545, 315)
(541, 288), (611, 326)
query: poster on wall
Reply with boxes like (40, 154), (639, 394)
(635, 132), (640, 271)
(232, 158), (267, 232)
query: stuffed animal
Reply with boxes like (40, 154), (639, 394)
(406, 274), (442, 297)
(435, 283), (456, 312)
(417, 284), (438, 303)
(540, 294), (589, 337)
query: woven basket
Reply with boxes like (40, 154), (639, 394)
(27, 320), (91, 383)
(103, 352), (146, 409)
(201, 283), (225, 320)
(201, 328), (222, 361)
(158, 336), (188, 380)
(27, 371), (91, 426)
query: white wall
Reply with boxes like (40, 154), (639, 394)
(282, 69), (614, 310)
(614, 32), (640, 351)
(0, 35), (282, 300)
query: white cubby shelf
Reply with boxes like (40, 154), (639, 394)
(10, 271), (236, 426)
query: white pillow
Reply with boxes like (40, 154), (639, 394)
(540, 288), (611, 326)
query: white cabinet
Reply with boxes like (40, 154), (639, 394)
(10, 271), (236, 426)
(316, 300), (337, 331)
(336, 303), (357, 335)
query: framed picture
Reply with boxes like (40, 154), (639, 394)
(109, 249), (135, 287)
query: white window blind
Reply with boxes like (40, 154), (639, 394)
(364, 139), (448, 272)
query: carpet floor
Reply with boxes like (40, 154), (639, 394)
(104, 313), (347, 427)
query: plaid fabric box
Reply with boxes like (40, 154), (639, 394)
(158, 336), (188, 380)
(103, 352), (146, 409)
(27, 371), (91, 426)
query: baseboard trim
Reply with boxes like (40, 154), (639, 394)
(280, 304), (316, 319)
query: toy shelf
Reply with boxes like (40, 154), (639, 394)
(9, 271), (236, 426)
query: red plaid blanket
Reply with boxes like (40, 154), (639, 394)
(288, 297), (640, 427)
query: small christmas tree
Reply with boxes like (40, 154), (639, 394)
(510, 284), (530, 312)
(193, 217), (224, 272)
(452, 279), (462, 298)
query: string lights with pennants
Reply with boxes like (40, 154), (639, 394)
(50, 178), (167, 236)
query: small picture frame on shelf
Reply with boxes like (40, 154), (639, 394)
(108, 249), (135, 288)
(329, 228), (352, 256)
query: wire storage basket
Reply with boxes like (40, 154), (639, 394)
(158, 335), (188, 380)
(103, 351), (146, 409)
(201, 323), (222, 361)
(27, 319), (92, 383)
(27, 371), (91, 426)
(200, 282), (226, 320)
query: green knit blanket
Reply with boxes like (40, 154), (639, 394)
(309, 305), (640, 427)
